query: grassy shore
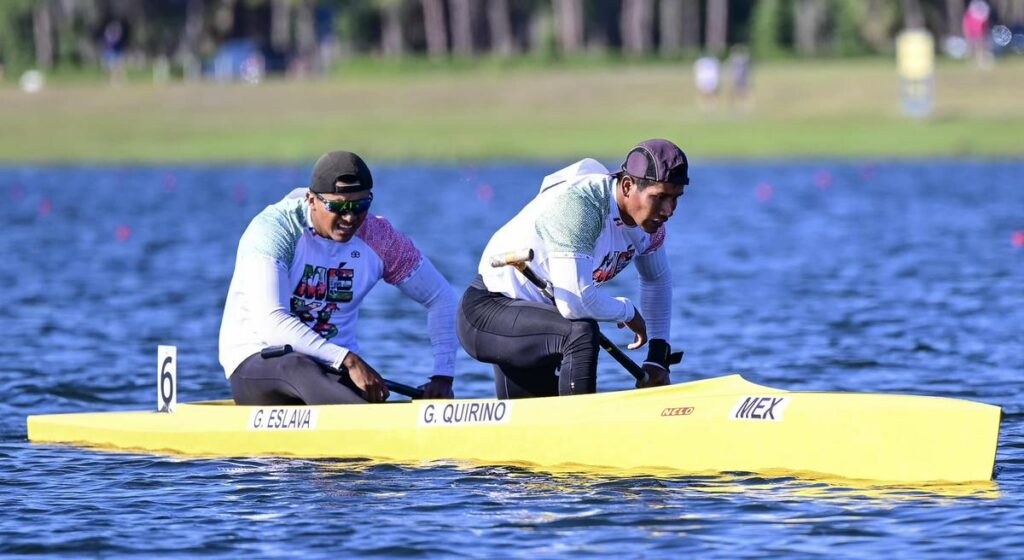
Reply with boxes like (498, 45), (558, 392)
(1, 58), (1022, 163)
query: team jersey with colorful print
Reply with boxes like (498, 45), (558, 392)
(219, 189), (422, 377)
(478, 158), (665, 305)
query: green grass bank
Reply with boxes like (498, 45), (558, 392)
(1, 58), (1022, 163)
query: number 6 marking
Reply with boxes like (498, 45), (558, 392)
(157, 345), (177, 413)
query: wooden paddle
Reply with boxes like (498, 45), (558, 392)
(489, 249), (650, 385)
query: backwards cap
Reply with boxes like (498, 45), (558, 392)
(310, 151), (373, 194)
(618, 139), (689, 186)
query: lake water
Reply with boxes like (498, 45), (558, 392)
(1, 161), (1022, 557)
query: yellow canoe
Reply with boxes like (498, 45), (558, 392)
(26, 375), (1001, 483)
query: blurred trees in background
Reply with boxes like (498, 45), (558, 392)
(1, 0), (1022, 78)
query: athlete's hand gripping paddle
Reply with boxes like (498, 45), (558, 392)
(489, 249), (653, 386)
(383, 379), (426, 399)
(261, 345), (425, 399)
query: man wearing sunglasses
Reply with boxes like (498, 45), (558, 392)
(220, 150), (458, 404)
(457, 139), (687, 399)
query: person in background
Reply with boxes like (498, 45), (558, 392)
(963, 0), (994, 68)
(458, 139), (689, 399)
(727, 45), (752, 111)
(694, 54), (721, 109)
(99, 18), (129, 84)
(219, 151), (458, 405)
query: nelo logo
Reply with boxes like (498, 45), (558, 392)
(661, 407), (694, 417)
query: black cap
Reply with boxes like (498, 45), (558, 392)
(618, 139), (689, 186)
(310, 151), (373, 194)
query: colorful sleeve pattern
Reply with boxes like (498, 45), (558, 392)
(643, 226), (667, 255)
(357, 214), (423, 285)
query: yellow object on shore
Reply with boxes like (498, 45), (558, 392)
(27, 375), (1000, 483)
(896, 29), (935, 81)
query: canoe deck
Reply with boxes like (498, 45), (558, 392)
(27, 375), (1001, 483)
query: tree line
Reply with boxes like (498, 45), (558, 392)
(2, 0), (1022, 76)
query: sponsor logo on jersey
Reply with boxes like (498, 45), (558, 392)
(419, 401), (511, 426)
(291, 261), (356, 339)
(592, 245), (636, 284)
(661, 406), (694, 417)
(729, 396), (789, 421)
(248, 408), (319, 430)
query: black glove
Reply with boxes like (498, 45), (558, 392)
(644, 339), (683, 371)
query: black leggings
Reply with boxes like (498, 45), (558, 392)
(229, 351), (367, 405)
(457, 277), (600, 399)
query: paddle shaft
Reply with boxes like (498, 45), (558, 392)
(510, 262), (648, 384)
(335, 372), (424, 400)
(384, 380), (425, 399)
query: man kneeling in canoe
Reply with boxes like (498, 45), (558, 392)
(219, 151), (458, 404)
(457, 139), (688, 398)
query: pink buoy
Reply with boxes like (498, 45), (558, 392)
(1012, 230), (1024, 248)
(476, 183), (494, 202)
(755, 182), (774, 202)
(815, 170), (833, 190)
(116, 225), (133, 242)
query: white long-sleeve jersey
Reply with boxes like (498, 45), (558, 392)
(477, 159), (672, 340)
(219, 189), (458, 378)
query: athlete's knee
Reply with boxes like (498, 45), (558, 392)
(567, 319), (600, 345)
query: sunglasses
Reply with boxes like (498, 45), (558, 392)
(313, 191), (373, 215)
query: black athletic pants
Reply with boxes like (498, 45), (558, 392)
(230, 350), (367, 405)
(457, 276), (601, 399)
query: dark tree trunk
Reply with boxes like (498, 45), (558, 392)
(421, 0), (447, 60)
(660, 0), (683, 54)
(554, 0), (583, 54)
(34, 0), (54, 69)
(449, 0), (474, 55)
(271, 0), (290, 53)
(621, 0), (654, 55)
(991, 0), (1024, 22)
(793, 0), (826, 55)
(945, 0), (965, 35)
(705, 0), (728, 54)
(487, 0), (514, 56)
(181, 0), (204, 81)
(859, 0), (894, 51)
(295, 0), (316, 72)
(681, 0), (700, 49)
(902, 0), (925, 28)
(381, 0), (405, 57)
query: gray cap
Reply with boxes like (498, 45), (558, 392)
(618, 139), (689, 186)
(310, 151), (373, 193)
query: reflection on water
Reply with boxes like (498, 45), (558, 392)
(411, 462), (1002, 502)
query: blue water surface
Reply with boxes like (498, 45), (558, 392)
(1, 160), (1022, 557)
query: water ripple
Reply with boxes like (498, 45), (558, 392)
(1, 162), (1022, 557)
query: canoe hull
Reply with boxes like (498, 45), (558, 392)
(27, 375), (1001, 483)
